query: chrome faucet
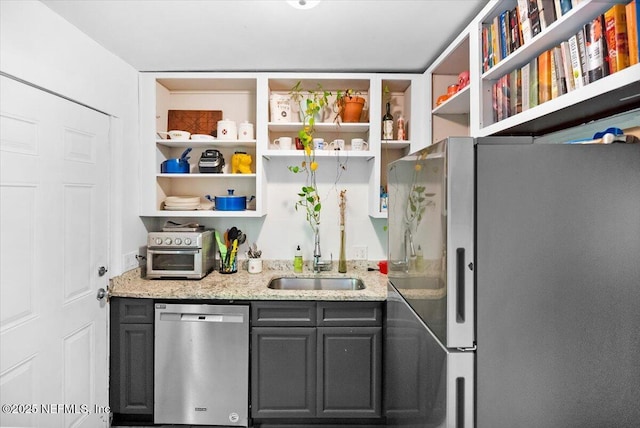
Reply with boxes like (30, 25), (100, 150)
(313, 227), (332, 273)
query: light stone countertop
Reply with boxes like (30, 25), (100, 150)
(109, 260), (388, 301)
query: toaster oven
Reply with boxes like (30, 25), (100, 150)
(146, 229), (216, 279)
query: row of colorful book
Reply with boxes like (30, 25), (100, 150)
(483, 0), (639, 73)
(491, 1), (639, 123)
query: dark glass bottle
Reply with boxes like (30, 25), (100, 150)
(382, 102), (393, 140)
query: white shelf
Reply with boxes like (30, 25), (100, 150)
(381, 140), (411, 149)
(479, 64), (640, 136)
(369, 212), (388, 220)
(432, 86), (470, 115)
(156, 139), (257, 148)
(157, 173), (257, 178)
(146, 210), (265, 218)
(268, 122), (369, 133)
(263, 150), (374, 160)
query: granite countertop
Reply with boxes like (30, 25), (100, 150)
(109, 260), (388, 301)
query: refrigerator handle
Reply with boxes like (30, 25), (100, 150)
(456, 248), (465, 322)
(447, 352), (475, 428)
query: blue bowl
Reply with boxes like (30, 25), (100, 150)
(161, 159), (190, 173)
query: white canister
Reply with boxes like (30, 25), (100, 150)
(238, 121), (254, 140)
(248, 258), (262, 274)
(217, 119), (237, 140)
(269, 94), (292, 122)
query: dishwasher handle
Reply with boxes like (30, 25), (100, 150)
(158, 311), (245, 323)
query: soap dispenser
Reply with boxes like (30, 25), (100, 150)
(294, 245), (303, 273)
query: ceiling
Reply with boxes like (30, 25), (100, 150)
(41, 0), (487, 73)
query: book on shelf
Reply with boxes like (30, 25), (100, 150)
(495, 79), (503, 122)
(529, 0), (542, 37)
(604, 4), (630, 74)
(538, 0), (557, 29)
(576, 28), (590, 85)
(510, 7), (523, 53)
(521, 62), (530, 111)
(491, 81), (500, 123)
(500, 10), (511, 58)
(482, 25), (490, 71)
(529, 56), (539, 108)
(509, 69), (522, 116)
(560, 41), (575, 92)
(553, 45), (568, 96)
(538, 49), (553, 104)
(568, 34), (585, 89)
(518, 0), (533, 43)
(550, 47), (559, 99)
(492, 15), (502, 65)
(502, 74), (511, 121)
(628, 0), (639, 65)
(584, 15), (609, 83)
(557, 0), (573, 17)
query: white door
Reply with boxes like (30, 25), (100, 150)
(0, 75), (110, 427)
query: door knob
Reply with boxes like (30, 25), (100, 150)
(96, 288), (107, 301)
(98, 266), (108, 276)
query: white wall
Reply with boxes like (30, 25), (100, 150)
(0, 0), (146, 276)
(1, 1), (388, 273)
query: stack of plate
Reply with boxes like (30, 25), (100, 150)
(163, 196), (201, 211)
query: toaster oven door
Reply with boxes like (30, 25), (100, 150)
(147, 249), (203, 278)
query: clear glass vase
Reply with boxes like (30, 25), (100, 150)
(338, 227), (347, 273)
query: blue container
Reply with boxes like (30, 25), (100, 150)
(215, 189), (246, 211)
(161, 159), (190, 173)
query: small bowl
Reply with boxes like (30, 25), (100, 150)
(168, 130), (191, 140)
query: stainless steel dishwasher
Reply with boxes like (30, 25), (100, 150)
(154, 303), (249, 426)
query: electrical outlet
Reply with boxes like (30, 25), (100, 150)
(353, 245), (368, 260)
(123, 251), (139, 271)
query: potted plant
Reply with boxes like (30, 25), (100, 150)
(336, 88), (366, 123)
(287, 81), (331, 232)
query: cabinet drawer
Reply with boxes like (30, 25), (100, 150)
(112, 298), (154, 324)
(317, 302), (382, 326)
(252, 302), (316, 326)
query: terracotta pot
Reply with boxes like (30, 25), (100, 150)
(339, 96), (365, 123)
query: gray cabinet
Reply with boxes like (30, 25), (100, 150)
(109, 298), (154, 423)
(317, 326), (382, 418)
(251, 301), (382, 421)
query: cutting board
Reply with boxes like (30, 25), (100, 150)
(168, 110), (223, 137)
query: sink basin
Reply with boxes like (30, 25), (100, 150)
(268, 277), (366, 291)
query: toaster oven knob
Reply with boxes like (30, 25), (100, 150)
(155, 238), (163, 245)
(175, 238), (182, 245)
(164, 238), (172, 245)
(184, 238), (192, 245)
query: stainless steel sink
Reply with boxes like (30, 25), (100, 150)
(267, 276), (366, 291)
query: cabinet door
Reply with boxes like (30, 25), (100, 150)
(117, 324), (154, 414)
(317, 327), (382, 418)
(251, 327), (317, 418)
(109, 298), (154, 418)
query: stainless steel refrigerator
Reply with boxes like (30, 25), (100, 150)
(384, 136), (640, 427)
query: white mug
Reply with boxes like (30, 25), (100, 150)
(274, 137), (293, 150)
(248, 258), (262, 274)
(313, 138), (324, 150)
(351, 138), (369, 151)
(329, 139), (345, 150)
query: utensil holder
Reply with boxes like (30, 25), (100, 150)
(220, 250), (238, 274)
(248, 258), (262, 274)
